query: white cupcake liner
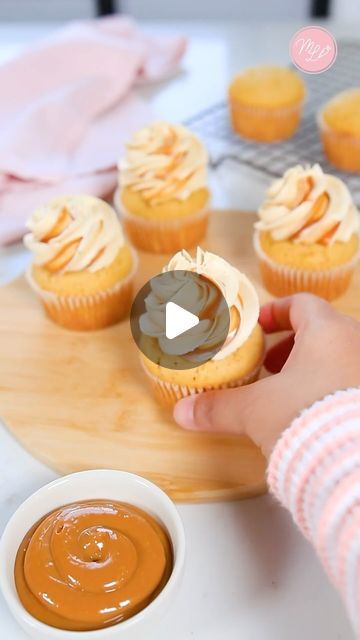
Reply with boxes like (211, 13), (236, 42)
(229, 97), (305, 143)
(230, 99), (305, 117)
(26, 248), (138, 331)
(317, 107), (360, 146)
(140, 356), (263, 407)
(114, 188), (210, 254)
(317, 109), (360, 173)
(254, 231), (360, 301)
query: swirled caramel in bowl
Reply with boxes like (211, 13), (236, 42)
(14, 500), (173, 631)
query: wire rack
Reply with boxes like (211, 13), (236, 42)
(185, 40), (360, 205)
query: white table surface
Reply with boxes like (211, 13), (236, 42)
(0, 19), (357, 640)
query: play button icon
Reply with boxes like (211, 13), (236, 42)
(165, 302), (199, 340)
(130, 270), (230, 370)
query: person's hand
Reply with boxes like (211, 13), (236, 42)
(173, 294), (360, 459)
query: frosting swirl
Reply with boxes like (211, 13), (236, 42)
(119, 121), (208, 204)
(15, 500), (172, 631)
(140, 270), (230, 363)
(24, 195), (124, 273)
(140, 248), (259, 362)
(256, 164), (360, 245)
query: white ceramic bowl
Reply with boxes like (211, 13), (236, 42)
(0, 469), (185, 640)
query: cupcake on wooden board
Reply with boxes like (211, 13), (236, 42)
(318, 88), (360, 173)
(117, 121), (210, 253)
(228, 65), (306, 142)
(24, 195), (137, 330)
(254, 164), (360, 300)
(139, 248), (265, 407)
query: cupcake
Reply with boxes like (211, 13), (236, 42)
(139, 248), (265, 407)
(254, 164), (360, 300)
(24, 195), (137, 330)
(228, 65), (306, 142)
(117, 121), (210, 253)
(318, 88), (360, 173)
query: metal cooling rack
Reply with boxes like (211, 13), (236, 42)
(185, 40), (360, 205)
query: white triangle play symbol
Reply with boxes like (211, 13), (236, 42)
(165, 301), (199, 340)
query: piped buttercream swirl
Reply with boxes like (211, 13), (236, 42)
(119, 121), (208, 204)
(24, 195), (124, 273)
(140, 248), (259, 362)
(256, 164), (360, 245)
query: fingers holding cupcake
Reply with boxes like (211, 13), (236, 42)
(138, 248), (265, 407)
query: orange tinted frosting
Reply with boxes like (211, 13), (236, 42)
(24, 196), (124, 273)
(119, 121), (208, 205)
(256, 164), (359, 245)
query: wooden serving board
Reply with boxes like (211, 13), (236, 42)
(1, 211), (359, 502)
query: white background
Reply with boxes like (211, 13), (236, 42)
(0, 10), (358, 640)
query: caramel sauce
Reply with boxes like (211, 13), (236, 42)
(288, 189), (337, 243)
(44, 237), (81, 272)
(15, 500), (173, 631)
(318, 221), (341, 245)
(295, 176), (313, 208)
(40, 207), (72, 242)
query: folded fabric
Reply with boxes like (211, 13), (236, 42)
(0, 16), (187, 245)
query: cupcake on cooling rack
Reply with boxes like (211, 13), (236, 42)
(24, 195), (137, 330)
(228, 65), (306, 142)
(117, 121), (210, 253)
(318, 88), (360, 173)
(139, 248), (265, 407)
(254, 164), (360, 300)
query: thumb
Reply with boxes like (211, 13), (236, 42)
(173, 377), (274, 436)
(173, 375), (293, 458)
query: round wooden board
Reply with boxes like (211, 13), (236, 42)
(1, 211), (359, 502)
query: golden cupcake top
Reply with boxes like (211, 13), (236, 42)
(229, 65), (305, 108)
(256, 164), (360, 245)
(15, 500), (172, 631)
(24, 195), (125, 273)
(140, 248), (260, 363)
(119, 121), (208, 205)
(321, 88), (360, 136)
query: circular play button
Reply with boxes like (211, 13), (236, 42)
(130, 270), (231, 370)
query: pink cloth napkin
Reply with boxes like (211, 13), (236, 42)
(0, 16), (187, 245)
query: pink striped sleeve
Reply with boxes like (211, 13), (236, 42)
(268, 387), (360, 633)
